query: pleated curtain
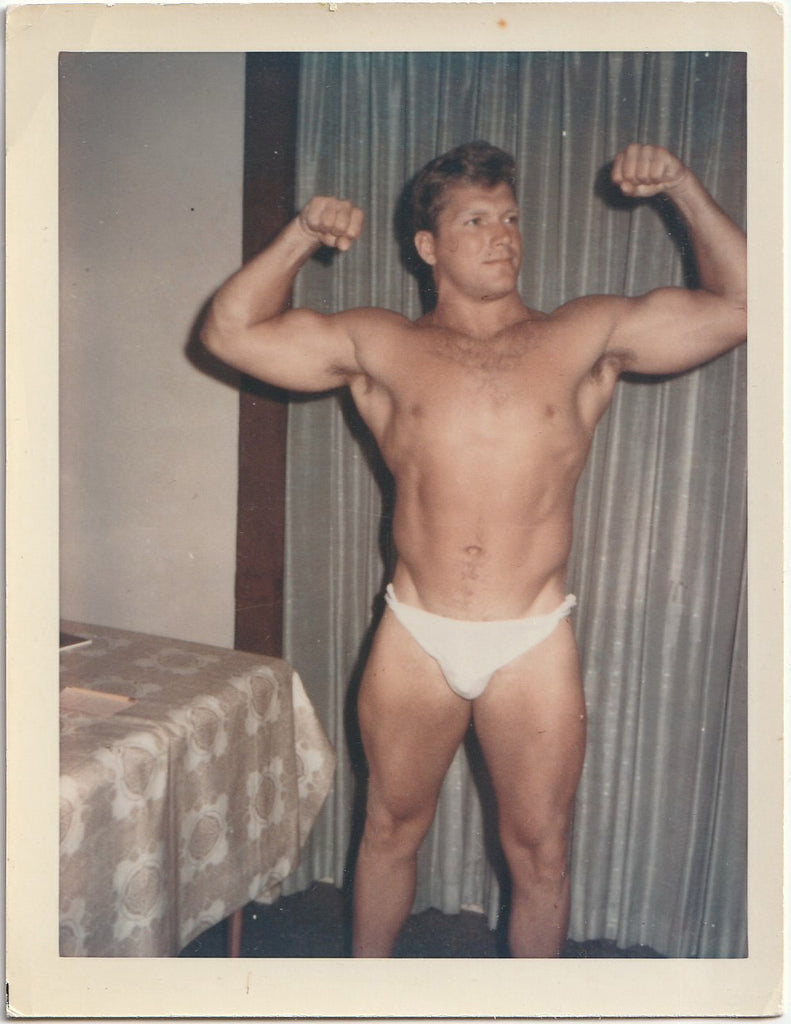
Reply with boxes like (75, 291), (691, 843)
(282, 52), (747, 958)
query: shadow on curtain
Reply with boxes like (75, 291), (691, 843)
(282, 51), (747, 958)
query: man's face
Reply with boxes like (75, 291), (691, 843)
(415, 181), (522, 302)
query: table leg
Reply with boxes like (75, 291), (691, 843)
(228, 907), (243, 957)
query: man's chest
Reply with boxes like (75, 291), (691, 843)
(352, 315), (609, 456)
(397, 327), (576, 418)
(368, 352), (586, 478)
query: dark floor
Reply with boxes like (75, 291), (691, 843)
(179, 882), (663, 959)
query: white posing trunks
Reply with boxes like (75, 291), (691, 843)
(384, 584), (577, 701)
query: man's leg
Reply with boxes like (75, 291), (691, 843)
(473, 618), (585, 957)
(353, 609), (472, 957)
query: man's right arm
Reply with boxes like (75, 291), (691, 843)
(201, 197), (365, 391)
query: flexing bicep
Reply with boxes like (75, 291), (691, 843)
(607, 287), (747, 375)
(202, 306), (362, 392)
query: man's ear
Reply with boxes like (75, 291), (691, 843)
(414, 230), (437, 266)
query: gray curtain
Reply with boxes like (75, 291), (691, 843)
(282, 52), (747, 958)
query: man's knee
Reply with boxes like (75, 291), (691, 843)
(500, 815), (572, 881)
(362, 797), (434, 858)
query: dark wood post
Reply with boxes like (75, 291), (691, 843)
(234, 53), (300, 656)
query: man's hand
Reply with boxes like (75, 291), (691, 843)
(611, 143), (690, 199)
(297, 196), (365, 252)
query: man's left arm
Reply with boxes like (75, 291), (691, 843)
(606, 143), (746, 375)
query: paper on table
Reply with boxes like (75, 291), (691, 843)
(59, 632), (92, 651)
(60, 686), (136, 718)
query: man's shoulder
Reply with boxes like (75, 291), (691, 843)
(338, 306), (417, 383)
(540, 294), (633, 383)
(550, 292), (627, 323)
(340, 306), (412, 331)
(545, 294), (632, 356)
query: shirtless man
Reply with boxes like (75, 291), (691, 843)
(202, 141), (746, 957)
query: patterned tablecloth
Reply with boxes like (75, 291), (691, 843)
(59, 621), (335, 957)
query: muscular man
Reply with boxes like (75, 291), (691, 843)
(202, 141), (746, 957)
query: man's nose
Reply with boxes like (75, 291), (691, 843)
(491, 222), (513, 247)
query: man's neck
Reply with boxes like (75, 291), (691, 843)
(426, 291), (536, 340)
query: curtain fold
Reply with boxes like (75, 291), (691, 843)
(282, 51), (747, 958)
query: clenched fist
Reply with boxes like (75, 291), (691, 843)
(611, 143), (689, 199)
(297, 196), (364, 252)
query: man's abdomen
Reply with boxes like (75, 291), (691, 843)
(390, 479), (576, 622)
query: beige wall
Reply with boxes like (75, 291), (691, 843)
(59, 53), (245, 646)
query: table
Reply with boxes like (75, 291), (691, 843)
(59, 621), (335, 957)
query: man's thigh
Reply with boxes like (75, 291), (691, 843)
(358, 608), (472, 820)
(472, 619), (586, 833)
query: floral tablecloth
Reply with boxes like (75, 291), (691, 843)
(59, 621), (335, 956)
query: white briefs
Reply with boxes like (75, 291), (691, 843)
(384, 583), (577, 701)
